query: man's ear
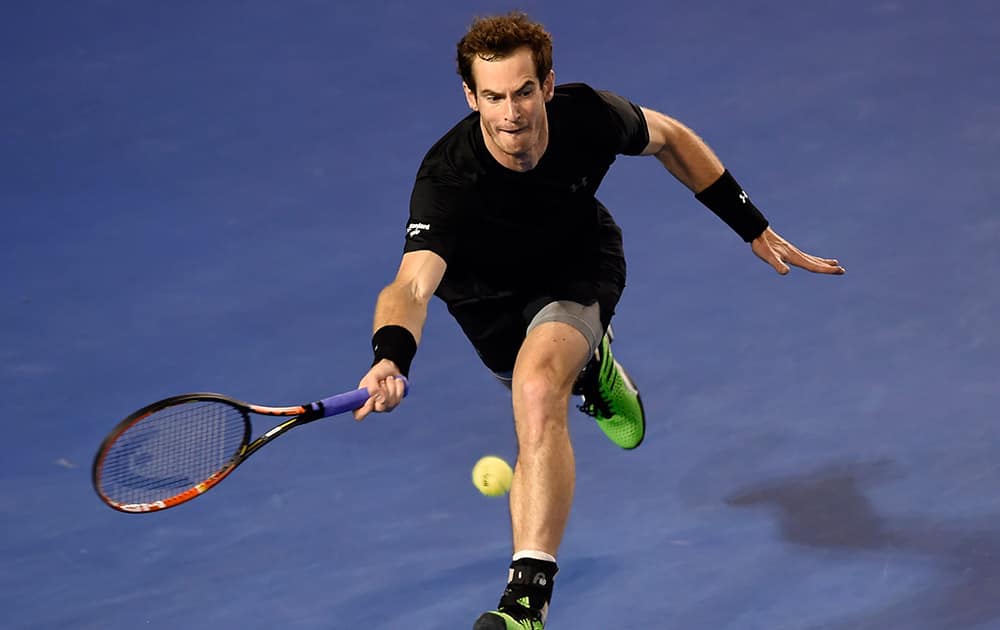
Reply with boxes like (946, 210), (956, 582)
(463, 82), (478, 111)
(542, 70), (555, 102)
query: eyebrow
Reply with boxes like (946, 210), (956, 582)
(480, 80), (536, 97)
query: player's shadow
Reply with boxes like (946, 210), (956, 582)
(725, 460), (1000, 629)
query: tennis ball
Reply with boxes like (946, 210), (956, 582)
(472, 455), (513, 497)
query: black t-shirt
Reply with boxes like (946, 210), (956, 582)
(405, 82), (649, 310)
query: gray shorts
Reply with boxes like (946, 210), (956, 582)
(492, 300), (603, 387)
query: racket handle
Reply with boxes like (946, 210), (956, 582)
(313, 375), (410, 418)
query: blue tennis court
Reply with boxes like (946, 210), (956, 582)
(3, 1), (999, 628)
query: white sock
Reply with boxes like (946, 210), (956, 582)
(512, 549), (557, 564)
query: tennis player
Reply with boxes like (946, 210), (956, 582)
(353, 12), (844, 629)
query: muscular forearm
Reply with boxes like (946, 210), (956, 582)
(372, 280), (431, 345)
(652, 124), (724, 193)
(641, 107), (724, 193)
(640, 106), (769, 242)
(370, 249), (446, 362)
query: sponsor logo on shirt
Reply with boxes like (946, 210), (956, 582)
(407, 222), (430, 238)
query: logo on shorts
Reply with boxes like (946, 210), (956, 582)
(407, 222), (430, 237)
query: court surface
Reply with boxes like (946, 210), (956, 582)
(2, 1), (999, 628)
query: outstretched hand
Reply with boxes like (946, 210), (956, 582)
(353, 359), (408, 421)
(750, 227), (845, 275)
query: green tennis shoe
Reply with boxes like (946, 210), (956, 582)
(573, 327), (646, 449)
(473, 599), (545, 629)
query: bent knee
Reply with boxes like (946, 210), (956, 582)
(515, 374), (567, 408)
(512, 373), (571, 438)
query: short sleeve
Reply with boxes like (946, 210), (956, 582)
(595, 89), (650, 156)
(404, 174), (465, 263)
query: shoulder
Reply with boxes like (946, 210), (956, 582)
(551, 82), (607, 110)
(552, 82), (640, 117)
(549, 82), (641, 128)
(415, 112), (484, 186)
(550, 83), (649, 155)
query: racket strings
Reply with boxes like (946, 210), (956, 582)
(97, 401), (247, 506)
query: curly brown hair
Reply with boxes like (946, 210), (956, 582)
(456, 11), (553, 94)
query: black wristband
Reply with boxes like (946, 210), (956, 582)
(695, 170), (770, 242)
(371, 325), (417, 377)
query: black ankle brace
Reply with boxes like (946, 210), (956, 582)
(499, 558), (558, 615)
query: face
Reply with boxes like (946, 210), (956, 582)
(463, 46), (555, 171)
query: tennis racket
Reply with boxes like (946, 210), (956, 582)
(92, 377), (409, 514)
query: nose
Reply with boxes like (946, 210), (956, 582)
(505, 98), (521, 122)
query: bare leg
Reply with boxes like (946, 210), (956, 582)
(508, 320), (591, 555)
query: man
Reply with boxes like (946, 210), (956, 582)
(353, 11), (844, 630)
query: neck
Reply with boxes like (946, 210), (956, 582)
(480, 118), (549, 172)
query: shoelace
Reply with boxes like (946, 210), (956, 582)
(577, 352), (619, 419)
(577, 398), (611, 418)
(497, 594), (543, 622)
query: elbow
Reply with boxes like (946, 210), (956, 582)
(409, 281), (436, 307)
(383, 278), (434, 309)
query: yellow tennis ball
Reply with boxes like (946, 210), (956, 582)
(472, 455), (513, 497)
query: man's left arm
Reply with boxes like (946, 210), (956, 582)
(639, 106), (845, 276)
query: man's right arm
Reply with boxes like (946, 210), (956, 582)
(354, 249), (447, 420)
(372, 249), (447, 343)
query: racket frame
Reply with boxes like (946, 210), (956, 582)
(92, 387), (377, 513)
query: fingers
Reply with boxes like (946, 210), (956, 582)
(787, 249), (846, 274)
(808, 260), (846, 274)
(353, 396), (376, 421)
(353, 374), (406, 421)
(760, 253), (789, 275)
(373, 375), (406, 411)
(764, 247), (844, 276)
(756, 231), (845, 275)
(752, 239), (790, 274)
(761, 248), (790, 274)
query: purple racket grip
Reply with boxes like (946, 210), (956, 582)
(314, 375), (410, 418)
